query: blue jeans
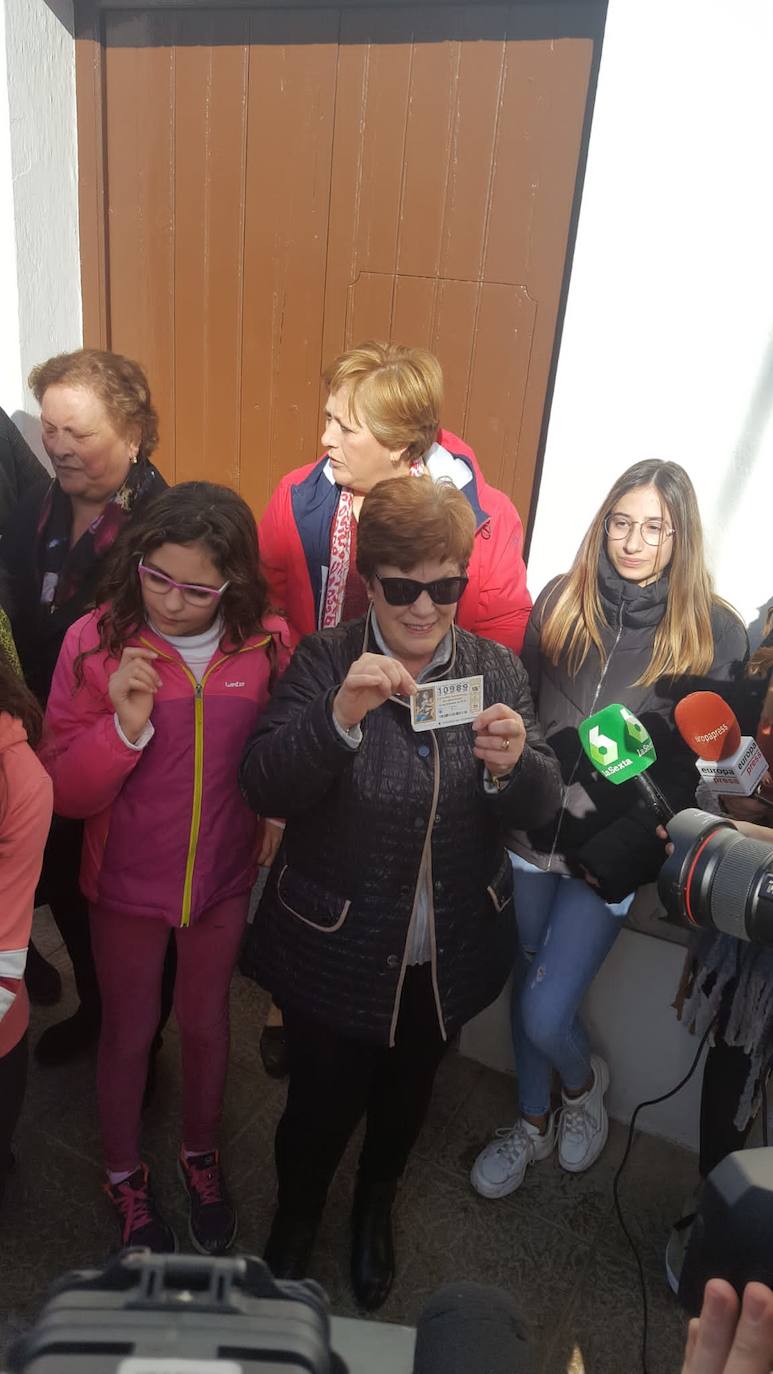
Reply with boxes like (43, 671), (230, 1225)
(509, 852), (633, 1118)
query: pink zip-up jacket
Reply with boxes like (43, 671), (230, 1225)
(40, 610), (291, 928)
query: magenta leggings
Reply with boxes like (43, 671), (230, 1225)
(90, 895), (249, 1172)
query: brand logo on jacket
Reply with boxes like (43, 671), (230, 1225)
(224, 680), (246, 688)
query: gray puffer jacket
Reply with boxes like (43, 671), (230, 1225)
(239, 613), (562, 1045)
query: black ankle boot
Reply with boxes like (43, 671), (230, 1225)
(263, 1208), (320, 1280)
(350, 1179), (397, 1311)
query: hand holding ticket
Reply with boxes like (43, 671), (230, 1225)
(333, 653), (418, 731)
(473, 703), (527, 777)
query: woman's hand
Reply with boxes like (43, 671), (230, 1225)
(681, 1279), (773, 1373)
(332, 653), (417, 731)
(258, 819), (284, 868)
(580, 866), (601, 889)
(108, 647), (161, 744)
(656, 823), (675, 856)
(473, 704), (526, 778)
(721, 792), (771, 824)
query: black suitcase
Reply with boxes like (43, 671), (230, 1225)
(7, 1250), (347, 1373)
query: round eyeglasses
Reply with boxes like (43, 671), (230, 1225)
(604, 514), (675, 547)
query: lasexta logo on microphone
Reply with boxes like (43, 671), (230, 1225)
(578, 704), (657, 783)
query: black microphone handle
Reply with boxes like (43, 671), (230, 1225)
(634, 770), (673, 822)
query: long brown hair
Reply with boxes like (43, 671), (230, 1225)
(76, 482), (273, 680)
(540, 460), (740, 686)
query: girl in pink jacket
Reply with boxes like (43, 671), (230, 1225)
(0, 648), (52, 1209)
(42, 482), (290, 1256)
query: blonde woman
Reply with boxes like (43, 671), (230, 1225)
(471, 460), (748, 1199)
(258, 341), (531, 654)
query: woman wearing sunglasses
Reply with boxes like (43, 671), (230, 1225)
(470, 460), (747, 1202)
(239, 475), (562, 1309)
(40, 482), (290, 1256)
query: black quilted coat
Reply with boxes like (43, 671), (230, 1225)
(239, 613), (562, 1045)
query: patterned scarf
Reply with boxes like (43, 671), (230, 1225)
(35, 459), (162, 610)
(322, 457), (426, 629)
(0, 607), (21, 675)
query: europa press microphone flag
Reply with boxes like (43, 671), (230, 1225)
(578, 703), (673, 822)
(674, 691), (770, 798)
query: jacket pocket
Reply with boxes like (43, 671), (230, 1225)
(276, 864), (351, 933)
(486, 852), (514, 914)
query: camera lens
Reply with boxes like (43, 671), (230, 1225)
(657, 808), (773, 943)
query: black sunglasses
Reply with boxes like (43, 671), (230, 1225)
(375, 574), (468, 607)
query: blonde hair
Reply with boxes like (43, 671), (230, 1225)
(357, 476), (475, 577)
(540, 460), (741, 686)
(29, 348), (159, 459)
(323, 341), (442, 464)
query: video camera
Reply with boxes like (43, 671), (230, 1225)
(4, 1251), (533, 1374)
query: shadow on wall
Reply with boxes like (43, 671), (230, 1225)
(12, 411), (50, 470)
(40, 0), (74, 38)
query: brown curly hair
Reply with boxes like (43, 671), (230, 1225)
(76, 482), (274, 682)
(357, 475), (475, 578)
(29, 348), (159, 459)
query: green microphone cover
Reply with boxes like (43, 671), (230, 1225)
(578, 703), (657, 784)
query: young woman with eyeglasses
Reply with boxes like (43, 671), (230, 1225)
(40, 482), (290, 1255)
(471, 460), (748, 1201)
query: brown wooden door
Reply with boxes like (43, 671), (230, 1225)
(76, 2), (603, 521)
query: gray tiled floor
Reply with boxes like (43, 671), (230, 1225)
(1, 910), (698, 1372)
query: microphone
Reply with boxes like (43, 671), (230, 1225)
(578, 703), (673, 822)
(674, 691), (769, 798)
(412, 1282), (536, 1374)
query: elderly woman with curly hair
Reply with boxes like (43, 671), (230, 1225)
(1, 349), (167, 1066)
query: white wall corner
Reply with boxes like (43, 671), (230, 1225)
(0, 0), (23, 411)
(533, 0), (773, 637)
(4, 0), (81, 453)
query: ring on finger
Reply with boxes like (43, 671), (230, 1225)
(501, 737), (511, 752)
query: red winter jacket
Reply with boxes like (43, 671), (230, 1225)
(258, 430), (531, 654)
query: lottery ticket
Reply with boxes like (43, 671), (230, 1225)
(410, 675), (483, 732)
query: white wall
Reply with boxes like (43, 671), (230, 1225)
(463, 1), (773, 1150)
(529, 0), (773, 637)
(2, 0), (80, 450)
(0, 0), (22, 409)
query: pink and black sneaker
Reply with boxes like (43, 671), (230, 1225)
(104, 1163), (177, 1252)
(178, 1149), (237, 1255)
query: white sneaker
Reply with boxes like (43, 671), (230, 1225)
(558, 1055), (610, 1173)
(470, 1113), (556, 1199)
